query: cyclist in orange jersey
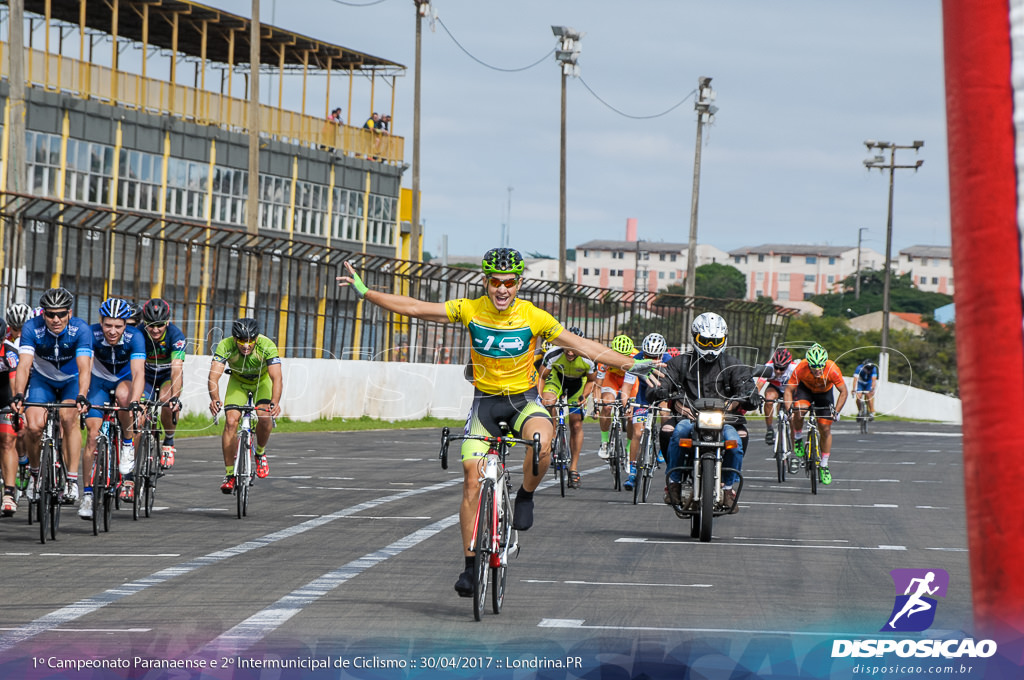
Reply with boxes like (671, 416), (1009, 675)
(783, 343), (848, 485)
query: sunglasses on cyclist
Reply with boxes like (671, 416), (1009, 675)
(693, 333), (725, 349)
(487, 277), (520, 289)
(43, 310), (70, 319)
(147, 322), (168, 329)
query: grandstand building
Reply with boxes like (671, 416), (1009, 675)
(0, 0), (413, 353)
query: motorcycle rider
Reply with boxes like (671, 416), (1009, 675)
(647, 312), (758, 514)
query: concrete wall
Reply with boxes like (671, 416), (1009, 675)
(180, 356), (962, 424)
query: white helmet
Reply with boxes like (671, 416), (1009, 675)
(691, 312), (728, 360)
(641, 332), (667, 357)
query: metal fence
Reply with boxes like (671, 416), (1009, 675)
(0, 193), (797, 364)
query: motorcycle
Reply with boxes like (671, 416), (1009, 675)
(667, 396), (745, 543)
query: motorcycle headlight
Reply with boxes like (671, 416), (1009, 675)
(698, 411), (724, 430)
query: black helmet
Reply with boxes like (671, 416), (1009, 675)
(232, 317), (260, 341)
(141, 298), (171, 325)
(39, 287), (73, 310)
(567, 326), (584, 338)
(0, 317), (7, 341)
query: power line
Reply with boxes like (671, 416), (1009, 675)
(579, 77), (696, 120)
(327, 0), (390, 6)
(436, 16), (553, 72)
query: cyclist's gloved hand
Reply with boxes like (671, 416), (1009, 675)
(10, 392), (24, 414)
(833, 412), (841, 422)
(76, 394), (90, 411)
(209, 400), (222, 417)
(626, 358), (664, 387)
(129, 400), (142, 411)
(337, 260), (369, 298)
(168, 397), (182, 413)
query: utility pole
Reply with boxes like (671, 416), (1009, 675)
(7, 0), (25, 196)
(863, 140), (924, 382)
(552, 26), (582, 283)
(855, 227), (868, 300)
(246, 0), (260, 238)
(410, 1), (429, 262)
(684, 77), (717, 323)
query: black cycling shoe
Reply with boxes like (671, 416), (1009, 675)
(454, 568), (475, 597)
(765, 428), (775, 446)
(512, 492), (534, 530)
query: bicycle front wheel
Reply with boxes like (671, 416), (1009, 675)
(491, 483), (513, 614)
(809, 430), (820, 495)
(473, 480), (494, 621)
(236, 432), (251, 519)
(38, 444), (54, 543)
(612, 435), (623, 492)
(93, 451), (105, 536)
(775, 423), (787, 483)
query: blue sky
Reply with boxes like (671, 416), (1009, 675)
(205, 0), (948, 260)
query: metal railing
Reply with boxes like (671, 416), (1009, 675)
(3, 47), (404, 165)
(0, 194), (796, 363)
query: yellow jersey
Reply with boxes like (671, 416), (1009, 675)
(445, 296), (563, 395)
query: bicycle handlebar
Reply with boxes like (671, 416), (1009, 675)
(439, 427), (542, 475)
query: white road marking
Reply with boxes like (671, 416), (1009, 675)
(523, 579), (712, 588)
(741, 501), (899, 509)
(0, 477), (463, 654)
(615, 538), (906, 551)
(185, 508), (230, 512)
(731, 536), (850, 543)
(926, 547), (968, 552)
(38, 553), (181, 558)
(537, 618), (869, 637)
(0, 627), (152, 633)
(200, 514), (460, 656)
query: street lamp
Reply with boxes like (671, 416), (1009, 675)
(863, 140), (924, 382)
(553, 25), (583, 283)
(684, 77), (718, 325)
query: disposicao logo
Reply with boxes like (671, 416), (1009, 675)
(831, 567), (998, 660)
(882, 568), (948, 632)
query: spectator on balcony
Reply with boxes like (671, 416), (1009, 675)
(328, 107), (343, 124)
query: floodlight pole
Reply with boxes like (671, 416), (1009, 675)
(863, 140), (924, 382)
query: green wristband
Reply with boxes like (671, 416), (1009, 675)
(351, 271), (369, 297)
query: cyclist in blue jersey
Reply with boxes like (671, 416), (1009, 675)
(625, 333), (673, 490)
(853, 360), (879, 419)
(78, 298), (146, 518)
(140, 298), (186, 468)
(11, 287), (93, 505)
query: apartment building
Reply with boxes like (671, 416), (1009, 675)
(728, 244), (884, 301)
(575, 240), (728, 292)
(898, 246), (954, 295)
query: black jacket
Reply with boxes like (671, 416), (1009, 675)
(647, 351), (759, 419)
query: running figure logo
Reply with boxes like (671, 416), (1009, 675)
(881, 568), (949, 632)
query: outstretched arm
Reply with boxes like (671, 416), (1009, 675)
(337, 261), (449, 323)
(552, 331), (636, 373)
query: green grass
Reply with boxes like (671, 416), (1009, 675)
(167, 413), (465, 438)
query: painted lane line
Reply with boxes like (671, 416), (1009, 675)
(523, 579), (712, 589)
(200, 514), (460, 656)
(0, 477), (462, 654)
(926, 547), (968, 552)
(537, 618), (870, 637)
(614, 538), (906, 551)
(38, 553), (181, 558)
(741, 501), (899, 509)
(731, 536), (850, 543)
(0, 627), (152, 633)
(200, 461), (611, 654)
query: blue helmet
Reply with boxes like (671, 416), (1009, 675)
(98, 297), (134, 320)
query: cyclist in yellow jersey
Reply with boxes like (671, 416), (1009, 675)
(338, 247), (663, 598)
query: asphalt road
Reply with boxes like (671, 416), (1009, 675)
(0, 420), (969, 678)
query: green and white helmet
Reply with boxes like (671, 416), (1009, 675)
(481, 248), (525, 275)
(805, 343), (828, 368)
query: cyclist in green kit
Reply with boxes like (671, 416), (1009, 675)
(208, 318), (283, 493)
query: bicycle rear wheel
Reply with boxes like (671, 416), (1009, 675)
(473, 480), (494, 621)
